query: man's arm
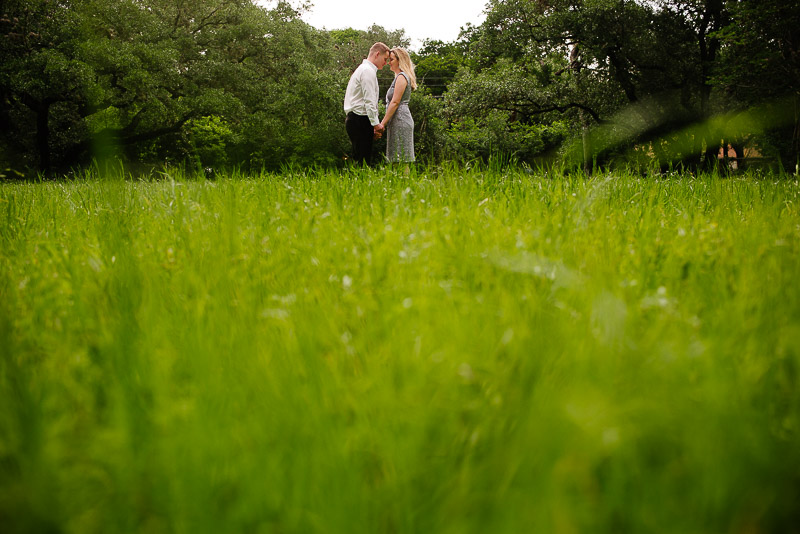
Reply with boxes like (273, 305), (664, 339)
(362, 69), (380, 126)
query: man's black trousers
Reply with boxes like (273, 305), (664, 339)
(346, 112), (374, 166)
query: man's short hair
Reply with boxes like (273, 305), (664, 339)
(369, 42), (389, 56)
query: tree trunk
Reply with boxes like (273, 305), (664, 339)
(581, 109), (591, 175)
(794, 95), (799, 175)
(36, 101), (51, 173)
(21, 93), (53, 173)
(698, 0), (724, 119)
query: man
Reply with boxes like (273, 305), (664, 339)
(344, 42), (390, 165)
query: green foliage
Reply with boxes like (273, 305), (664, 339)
(327, 24), (410, 97)
(329, 25), (410, 70)
(0, 0), (92, 171)
(1, 168), (800, 532)
(226, 15), (353, 170)
(183, 115), (235, 169)
(0, 0), (370, 172)
(446, 112), (568, 164)
(412, 39), (471, 97)
(1, 0), (797, 172)
(443, 0), (797, 169)
(406, 87), (448, 163)
(713, 0), (800, 169)
(714, 0), (799, 103)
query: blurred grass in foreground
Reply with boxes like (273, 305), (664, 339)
(1, 166), (799, 534)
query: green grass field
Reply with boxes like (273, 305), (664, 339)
(2, 166), (799, 533)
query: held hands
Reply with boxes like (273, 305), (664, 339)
(373, 123), (384, 140)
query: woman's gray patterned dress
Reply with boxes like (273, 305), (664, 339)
(385, 72), (415, 163)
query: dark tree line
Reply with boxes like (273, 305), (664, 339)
(443, 0), (799, 171)
(1, 0), (797, 176)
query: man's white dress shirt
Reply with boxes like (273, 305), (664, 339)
(343, 60), (380, 126)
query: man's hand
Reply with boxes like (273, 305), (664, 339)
(373, 123), (384, 140)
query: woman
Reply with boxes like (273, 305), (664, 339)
(380, 47), (417, 165)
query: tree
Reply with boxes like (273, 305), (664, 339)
(74, 0), (271, 167)
(233, 11), (357, 169)
(713, 0), (800, 169)
(0, 0), (91, 172)
(412, 39), (471, 97)
(327, 24), (410, 95)
(0, 0), (356, 173)
(445, 0), (668, 167)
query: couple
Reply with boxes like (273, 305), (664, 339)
(344, 42), (417, 167)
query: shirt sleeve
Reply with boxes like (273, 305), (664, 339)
(361, 68), (380, 126)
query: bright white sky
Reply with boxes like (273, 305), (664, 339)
(260, 1), (489, 50)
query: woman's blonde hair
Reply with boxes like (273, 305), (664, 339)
(391, 47), (417, 90)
